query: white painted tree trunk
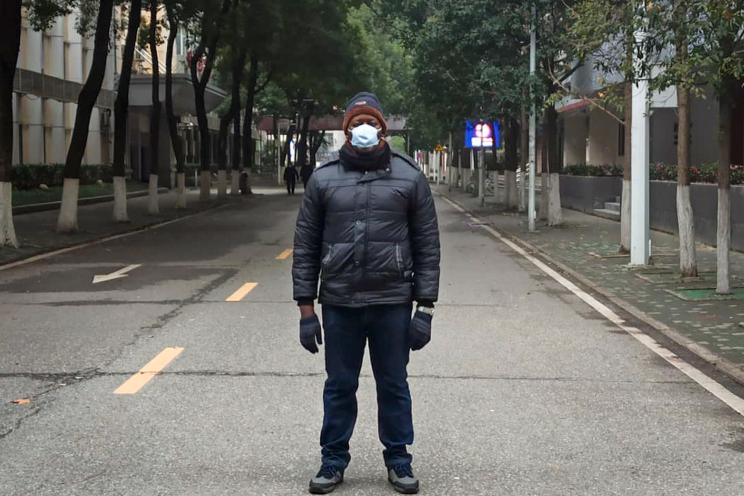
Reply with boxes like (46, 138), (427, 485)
(176, 172), (187, 209)
(0, 182), (18, 247)
(676, 184), (697, 277)
(495, 170), (502, 204)
(112, 176), (129, 222)
(519, 164), (526, 212)
(148, 174), (159, 215)
(217, 170), (227, 199)
(620, 179), (631, 253)
(547, 172), (563, 226)
(505, 170), (518, 210)
(230, 171), (240, 195)
(200, 171), (211, 200)
(539, 173), (548, 220)
(56, 178), (80, 233)
(716, 187), (731, 294)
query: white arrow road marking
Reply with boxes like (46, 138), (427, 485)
(92, 264), (142, 284)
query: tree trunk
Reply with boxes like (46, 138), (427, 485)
(58, 0), (114, 233)
(190, 0), (230, 201)
(165, 5), (186, 208)
(241, 54), (259, 194)
(217, 114), (229, 199)
(519, 110), (528, 212)
(621, 80), (632, 253)
(297, 110), (312, 185)
(297, 112), (311, 169)
(112, 0), (142, 222)
(504, 117), (519, 210)
(717, 90), (732, 294)
(230, 47), (246, 195)
(0, 0), (21, 247)
(545, 105), (562, 226)
(192, 82), (210, 200)
(676, 82), (697, 277)
(309, 130), (326, 166)
(148, 0), (160, 215)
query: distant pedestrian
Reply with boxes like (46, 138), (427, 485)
(292, 91), (440, 494)
(284, 165), (299, 195)
(300, 164), (314, 188)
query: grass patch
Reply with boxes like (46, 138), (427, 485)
(666, 287), (744, 301)
(13, 181), (147, 207)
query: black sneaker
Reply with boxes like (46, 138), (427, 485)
(388, 463), (419, 494)
(309, 465), (344, 494)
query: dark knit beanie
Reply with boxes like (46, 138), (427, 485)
(342, 92), (387, 135)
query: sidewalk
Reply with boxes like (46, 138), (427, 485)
(437, 184), (744, 384)
(0, 189), (242, 267)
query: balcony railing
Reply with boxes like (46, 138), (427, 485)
(13, 68), (115, 109)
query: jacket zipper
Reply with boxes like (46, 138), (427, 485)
(395, 244), (403, 274)
(321, 245), (333, 280)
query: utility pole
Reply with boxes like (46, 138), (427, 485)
(630, 4), (650, 265)
(528, 4), (537, 232)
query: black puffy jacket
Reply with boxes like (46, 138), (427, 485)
(292, 150), (440, 307)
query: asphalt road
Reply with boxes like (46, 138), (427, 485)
(1, 187), (743, 495)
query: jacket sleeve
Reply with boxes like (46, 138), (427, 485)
(410, 172), (441, 302)
(292, 173), (324, 302)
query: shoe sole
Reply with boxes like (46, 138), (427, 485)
(389, 480), (419, 494)
(309, 476), (343, 494)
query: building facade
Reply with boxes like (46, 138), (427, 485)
(558, 57), (742, 169)
(12, 5), (233, 188)
(13, 8), (116, 166)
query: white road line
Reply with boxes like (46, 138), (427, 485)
(441, 195), (744, 417)
(92, 264), (142, 284)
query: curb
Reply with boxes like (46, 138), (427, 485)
(440, 192), (744, 387)
(12, 187), (169, 215)
(0, 200), (231, 272)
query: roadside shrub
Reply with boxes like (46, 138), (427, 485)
(564, 163), (743, 185)
(563, 164), (623, 177)
(12, 164), (113, 190)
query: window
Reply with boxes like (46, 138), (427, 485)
(618, 122), (625, 157)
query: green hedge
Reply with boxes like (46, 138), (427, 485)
(563, 163), (744, 185)
(12, 164), (114, 190)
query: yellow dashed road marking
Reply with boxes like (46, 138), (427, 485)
(114, 347), (184, 395)
(226, 282), (259, 302)
(276, 248), (293, 260)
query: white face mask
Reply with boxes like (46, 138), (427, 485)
(350, 123), (380, 149)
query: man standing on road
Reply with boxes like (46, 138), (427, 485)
(292, 92), (440, 494)
(284, 165), (299, 195)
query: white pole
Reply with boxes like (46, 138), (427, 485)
(478, 148), (485, 206)
(277, 125), (283, 186)
(630, 16), (650, 265)
(528, 5), (537, 232)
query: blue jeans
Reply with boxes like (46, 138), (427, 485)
(320, 304), (414, 469)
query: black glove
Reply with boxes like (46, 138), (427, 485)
(299, 314), (323, 354)
(409, 311), (432, 351)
